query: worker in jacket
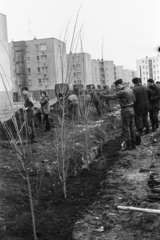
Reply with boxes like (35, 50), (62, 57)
(22, 86), (35, 143)
(40, 91), (51, 131)
(147, 79), (160, 131)
(68, 92), (79, 121)
(132, 78), (152, 135)
(101, 79), (136, 151)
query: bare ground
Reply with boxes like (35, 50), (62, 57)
(0, 116), (160, 240)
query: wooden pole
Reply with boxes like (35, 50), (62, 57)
(117, 205), (160, 214)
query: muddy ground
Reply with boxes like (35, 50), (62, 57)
(0, 111), (160, 240)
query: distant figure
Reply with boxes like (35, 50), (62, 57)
(132, 77), (152, 135)
(40, 91), (51, 131)
(68, 92), (79, 120)
(22, 86), (35, 143)
(147, 79), (160, 131)
(101, 79), (136, 151)
(89, 88), (101, 116)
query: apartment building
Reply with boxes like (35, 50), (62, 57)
(67, 52), (92, 87)
(91, 59), (115, 87)
(114, 66), (124, 80)
(9, 37), (66, 101)
(136, 55), (160, 85)
(0, 13), (12, 108)
(91, 60), (100, 86)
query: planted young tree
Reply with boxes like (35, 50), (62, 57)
(0, 63), (38, 239)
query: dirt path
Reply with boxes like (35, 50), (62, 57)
(73, 131), (160, 240)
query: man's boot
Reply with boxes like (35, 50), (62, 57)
(156, 123), (159, 129)
(131, 140), (136, 149)
(152, 124), (155, 132)
(145, 128), (150, 134)
(121, 140), (132, 151)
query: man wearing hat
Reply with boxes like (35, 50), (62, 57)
(101, 79), (136, 151)
(132, 78), (152, 135)
(147, 79), (160, 131)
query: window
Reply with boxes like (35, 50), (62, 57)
(154, 65), (155, 68)
(27, 56), (30, 63)
(153, 59), (155, 62)
(43, 78), (49, 85)
(40, 44), (47, 51)
(146, 66), (147, 69)
(144, 77), (145, 80)
(15, 80), (17, 86)
(143, 66), (144, 69)
(41, 55), (47, 62)
(42, 66), (47, 74)
(38, 79), (42, 85)
(15, 46), (23, 52)
(142, 60), (144, 63)
(26, 45), (29, 52)
(157, 70), (159, 73)
(35, 44), (39, 50)
(37, 67), (41, 74)
(145, 60), (147, 64)
(28, 80), (32, 86)
(27, 68), (31, 75)
(146, 72), (148, 75)
(143, 72), (145, 74)
(157, 65), (159, 67)
(36, 56), (40, 61)
(154, 71), (156, 74)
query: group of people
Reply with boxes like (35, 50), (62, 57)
(22, 87), (51, 143)
(21, 77), (160, 149)
(100, 78), (160, 151)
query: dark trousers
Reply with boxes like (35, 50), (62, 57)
(26, 110), (35, 143)
(68, 101), (79, 120)
(135, 113), (149, 131)
(121, 107), (136, 142)
(43, 114), (51, 131)
(93, 101), (101, 116)
(149, 109), (159, 128)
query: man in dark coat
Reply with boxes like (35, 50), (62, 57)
(89, 88), (102, 116)
(22, 86), (35, 143)
(147, 79), (160, 131)
(132, 78), (152, 134)
(40, 91), (51, 131)
(101, 79), (136, 151)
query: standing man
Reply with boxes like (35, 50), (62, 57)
(132, 78), (152, 135)
(22, 86), (35, 143)
(147, 79), (160, 131)
(101, 79), (136, 150)
(40, 91), (51, 131)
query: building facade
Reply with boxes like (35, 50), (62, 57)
(91, 59), (100, 86)
(0, 13), (12, 109)
(9, 37), (66, 101)
(67, 52), (92, 87)
(136, 55), (160, 85)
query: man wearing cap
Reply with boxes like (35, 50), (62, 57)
(101, 79), (136, 151)
(22, 86), (35, 143)
(147, 79), (160, 131)
(132, 78), (152, 135)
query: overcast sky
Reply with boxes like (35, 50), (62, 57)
(1, 0), (160, 70)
